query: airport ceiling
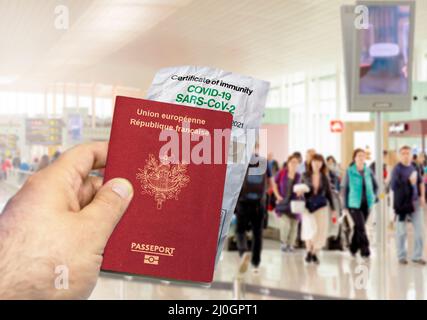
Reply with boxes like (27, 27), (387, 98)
(1, 0), (427, 91)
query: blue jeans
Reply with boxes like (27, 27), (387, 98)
(396, 201), (425, 261)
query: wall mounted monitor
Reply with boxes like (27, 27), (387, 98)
(342, 1), (416, 112)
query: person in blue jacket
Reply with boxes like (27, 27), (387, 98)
(391, 146), (426, 265)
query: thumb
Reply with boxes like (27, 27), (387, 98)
(81, 178), (134, 251)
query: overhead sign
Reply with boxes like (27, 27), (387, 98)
(26, 118), (63, 145)
(330, 120), (344, 133)
(67, 114), (83, 142)
(389, 122), (409, 134)
(0, 134), (19, 155)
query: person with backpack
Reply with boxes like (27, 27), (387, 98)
(391, 146), (426, 265)
(342, 148), (378, 260)
(302, 154), (336, 264)
(274, 154), (302, 252)
(235, 151), (271, 274)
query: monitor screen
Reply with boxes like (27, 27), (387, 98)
(359, 5), (411, 95)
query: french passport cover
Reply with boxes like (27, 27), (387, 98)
(101, 96), (232, 283)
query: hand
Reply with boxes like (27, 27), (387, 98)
(331, 210), (337, 223)
(296, 191), (304, 198)
(421, 197), (426, 208)
(275, 194), (283, 203)
(0, 142), (134, 299)
(409, 174), (417, 186)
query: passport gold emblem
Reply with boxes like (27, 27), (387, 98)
(144, 254), (160, 265)
(136, 154), (190, 209)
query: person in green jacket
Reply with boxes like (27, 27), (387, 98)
(342, 149), (378, 260)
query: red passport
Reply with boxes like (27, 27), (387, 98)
(101, 96), (232, 283)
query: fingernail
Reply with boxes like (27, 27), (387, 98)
(111, 178), (133, 199)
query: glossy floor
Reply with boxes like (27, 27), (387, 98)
(1, 182), (426, 300)
(90, 230), (427, 300)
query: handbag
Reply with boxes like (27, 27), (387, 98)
(275, 171), (295, 214)
(290, 199), (305, 214)
(275, 198), (291, 213)
(306, 194), (327, 213)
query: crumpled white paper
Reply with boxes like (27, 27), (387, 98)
(146, 65), (270, 265)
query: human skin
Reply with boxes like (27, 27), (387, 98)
(0, 142), (133, 299)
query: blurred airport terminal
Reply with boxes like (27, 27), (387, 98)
(1, 0), (427, 300)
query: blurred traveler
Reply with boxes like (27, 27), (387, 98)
(19, 161), (30, 172)
(266, 153), (280, 212)
(30, 157), (39, 172)
(51, 150), (61, 163)
(413, 153), (426, 199)
(420, 153), (427, 200)
(274, 154), (302, 252)
(273, 161), (280, 172)
(37, 155), (50, 171)
(293, 151), (304, 175)
(235, 150), (271, 275)
(391, 146), (426, 265)
(1, 157), (12, 179)
(17, 160), (30, 184)
(415, 150), (425, 165)
(419, 152), (427, 167)
(302, 149), (316, 174)
(342, 149), (378, 260)
(0, 160), (5, 180)
(370, 151), (389, 178)
(326, 155), (341, 191)
(302, 154), (336, 264)
(413, 152), (426, 180)
(269, 159), (280, 177)
(12, 155), (21, 169)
